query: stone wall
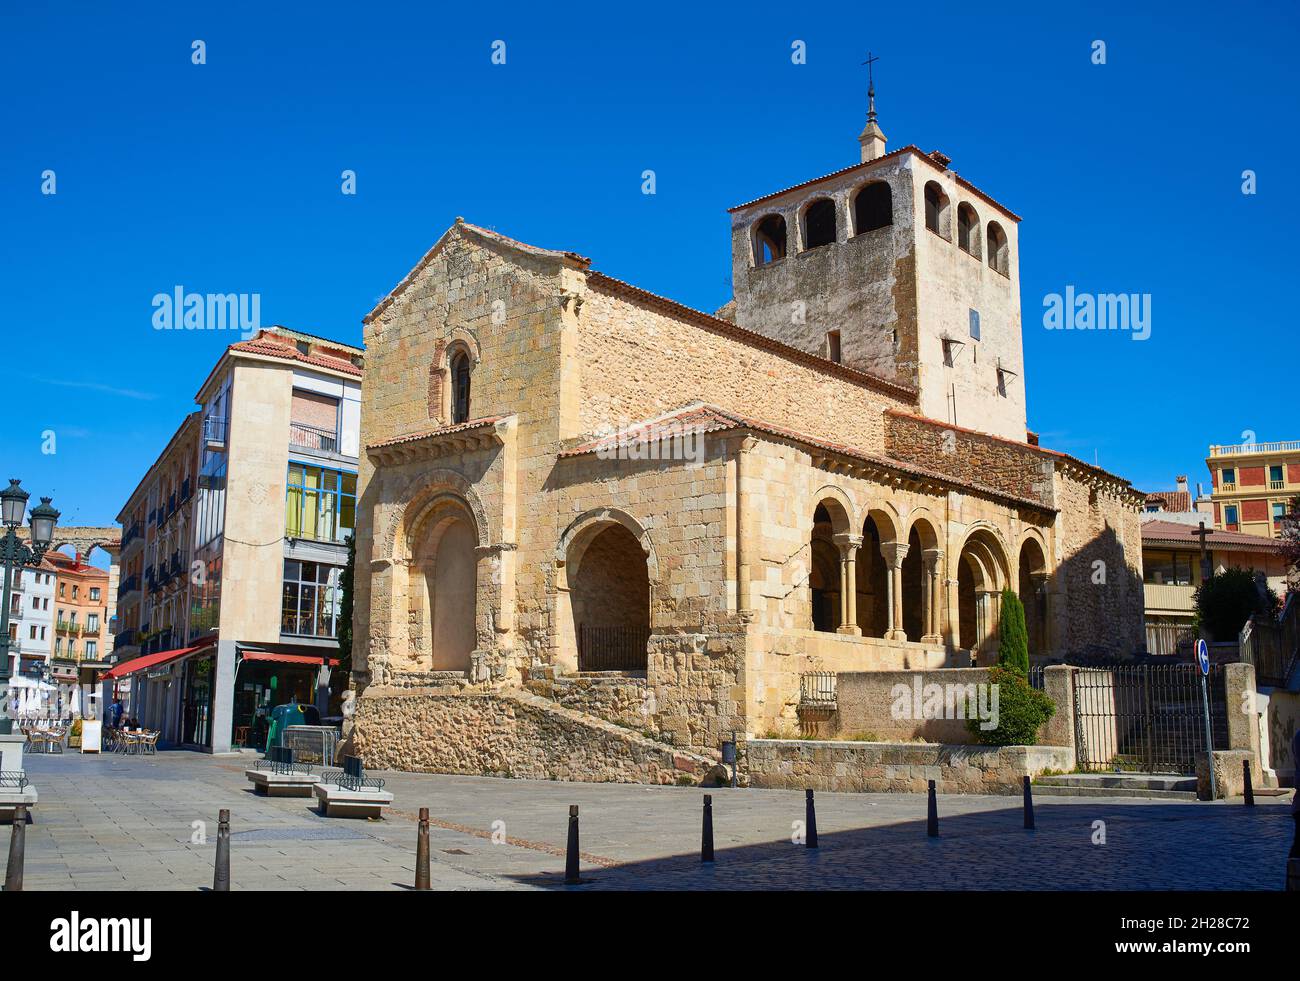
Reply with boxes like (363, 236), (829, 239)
(747, 738), (1072, 794)
(351, 685), (722, 785)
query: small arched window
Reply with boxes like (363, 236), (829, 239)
(753, 214), (787, 265)
(852, 182), (892, 234)
(451, 351), (471, 424)
(986, 221), (1009, 276)
(802, 198), (837, 250)
(924, 181), (950, 238)
(957, 203), (981, 258)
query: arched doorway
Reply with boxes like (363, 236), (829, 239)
(1018, 537), (1049, 657)
(569, 523), (650, 671)
(809, 503), (843, 632)
(856, 516), (889, 637)
(408, 499), (478, 673)
(956, 529), (1009, 661)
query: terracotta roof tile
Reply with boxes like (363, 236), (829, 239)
(366, 416), (506, 450)
(1142, 520), (1282, 552)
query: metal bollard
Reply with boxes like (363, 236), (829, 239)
(4, 804), (26, 892)
(701, 794), (714, 863)
(1023, 776), (1036, 830)
(415, 807), (431, 890)
(564, 805), (581, 884)
(927, 780), (939, 838)
(213, 809), (230, 892)
(804, 789), (818, 849)
(1242, 759), (1254, 807)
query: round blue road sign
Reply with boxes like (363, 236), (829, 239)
(1195, 638), (1210, 676)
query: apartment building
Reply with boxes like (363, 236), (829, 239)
(1206, 438), (1300, 539)
(106, 326), (361, 751)
(46, 549), (112, 714)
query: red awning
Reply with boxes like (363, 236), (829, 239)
(240, 652), (339, 667)
(103, 645), (201, 679)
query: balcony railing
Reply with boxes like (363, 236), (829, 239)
(204, 415), (228, 447)
(1269, 480), (1285, 491)
(1143, 582), (1197, 614)
(114, 628), (137, 649)
(121, 521), (143, 551)
(118, 574), (141, 597)
(1220, 482), (1237, 493)
(1209, 440), (1300, 457)
(289, 421), (339, 454)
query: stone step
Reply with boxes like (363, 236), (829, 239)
(1030, 784), (1199, 800)
(1035, 772), (1197, 792)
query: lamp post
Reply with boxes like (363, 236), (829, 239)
(0, 479), (60, 735)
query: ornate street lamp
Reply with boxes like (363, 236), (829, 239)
(0, 479), (60, 735)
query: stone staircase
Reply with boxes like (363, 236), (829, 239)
(1032, 772), (1198, 800)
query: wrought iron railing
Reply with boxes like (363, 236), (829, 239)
(799, 671), (837, 709)
(289, 421), (339, 454)
(1145, 621), (1197, 657)
(321, 755), (384, 792)
(577, 624), (648, 672)
(203, 416), (227, 446)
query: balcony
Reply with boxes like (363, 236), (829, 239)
(118, 573), (141, 599)
(114, 628), (137, 649)
(204, 416), (228, 449)
(121, 521), (144, 554)
(7, 604), (23, 621)
(1269, 480), (1285, 491)
(1220, 482), (1236, 493)
(1209, 440), (1300, 457)
(56, 619), (82, 635)
(289, 421), (339, 454)
(1144, 582), (1197, 614)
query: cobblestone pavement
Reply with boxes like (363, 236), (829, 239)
(9, 751), (1294, 891)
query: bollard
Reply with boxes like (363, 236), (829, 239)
(4, 804), (26, 892)
(927, 780), (939, 838)
(564, 805), (581, 884)
(1023, 776), (1036, 830)
(1241, 759), (1254, 807)
(415, 807), (431, 890)
(804, 789), (818, 849)
(701, 794), (714, 863)
(213, 809), (230, 892)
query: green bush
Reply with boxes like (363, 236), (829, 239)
(966, 667), (1055, 746)
(996, 587), (1029, 677)
(1195, 567), (1278, 641)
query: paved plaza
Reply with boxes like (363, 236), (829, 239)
(8, 750), (1294, 891)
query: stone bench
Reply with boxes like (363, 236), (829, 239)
(313, 755), (392, 819)
(245, 747), (319, 797)
(0, 773), (37, 822)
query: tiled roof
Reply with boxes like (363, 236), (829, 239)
(726, 144), (1022, 222)
(560, 402), (1053, 513)
(366, 416), (507, 450)
(1146, 490), (1192, 513)
(228, 334), (362, 377)
(1142, 520), (1282, 552)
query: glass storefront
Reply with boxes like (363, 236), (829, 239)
(180, 654), (215, 747)
(231, 660), (317, 751)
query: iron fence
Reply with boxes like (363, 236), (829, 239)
(577, 624), (648, 672)
(1072, 663), (1226, 775)
(1242, 595), (1299, 688)
(799, 671), (837, 709)
(1144, 621), (1197, 657)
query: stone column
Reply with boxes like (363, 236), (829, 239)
(834, 534), (862, 636)
(880, 542), (909, 641)
(921, 549), (944, 644)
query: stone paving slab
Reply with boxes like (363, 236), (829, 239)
(7, 751), (1294, 891)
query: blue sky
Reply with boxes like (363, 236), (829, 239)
(2, 1), (1296, 527)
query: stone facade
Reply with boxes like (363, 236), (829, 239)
(348, 123), (1147, 786)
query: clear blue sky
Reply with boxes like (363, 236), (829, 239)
(2, 1), (1296, 526)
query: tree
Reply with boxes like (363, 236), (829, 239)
(1195, 566), (1279, 642)
(1278, 494), (1300, 593)
(329, 533), (355, 711)
(967, 667), (1055, 746)
(996, 586), (1029, 677)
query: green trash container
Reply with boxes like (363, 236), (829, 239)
(266, 702), (317, 754)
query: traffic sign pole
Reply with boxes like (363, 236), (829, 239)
(1196, 640), (1217, 801)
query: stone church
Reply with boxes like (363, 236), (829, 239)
(347, 100), (1145, 781)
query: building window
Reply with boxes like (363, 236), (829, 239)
(957, 203), (981, 257)
(753, 214), (787, 265)
(826, 330), (842, 364)
(85, 641), (97, 659)
(852, 182), (892, 234)
(281, 560), (342, 638)
(285, 465), (357, 543)
(1273, 501), (1286, 527)
(29, 626), (36, 640)
(1143, 550), (1194, 586)
(72, 585), (79, 599)
(87, 614), (99, 633)
(59, 583), (65, 597)
(451, 351), (472, 424)
(1221, 467), (1235, 487)
(802, 198), (837, 250)
(90, 587), (100, 601)
(55, 638), (62, 655)
(31, 596), (38, 610)
(290, 389), (341, 453)
(1269, 465), (1284, 489)
(924, 181), (950, 238)
(1224, 504), (1239, 530)
(969, 309), (981, 341)
(986, 221), (1009, 276)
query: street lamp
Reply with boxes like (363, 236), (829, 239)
(0, 479), (60, 735)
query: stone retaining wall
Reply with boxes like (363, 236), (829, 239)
(351, 685), (722, 785)
(747, 738), (1073, 794)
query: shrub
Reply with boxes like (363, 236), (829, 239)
(1195, 567), (1278, 641)
(996, 587), (1029, 677)
(966, 667), (1055, 746)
